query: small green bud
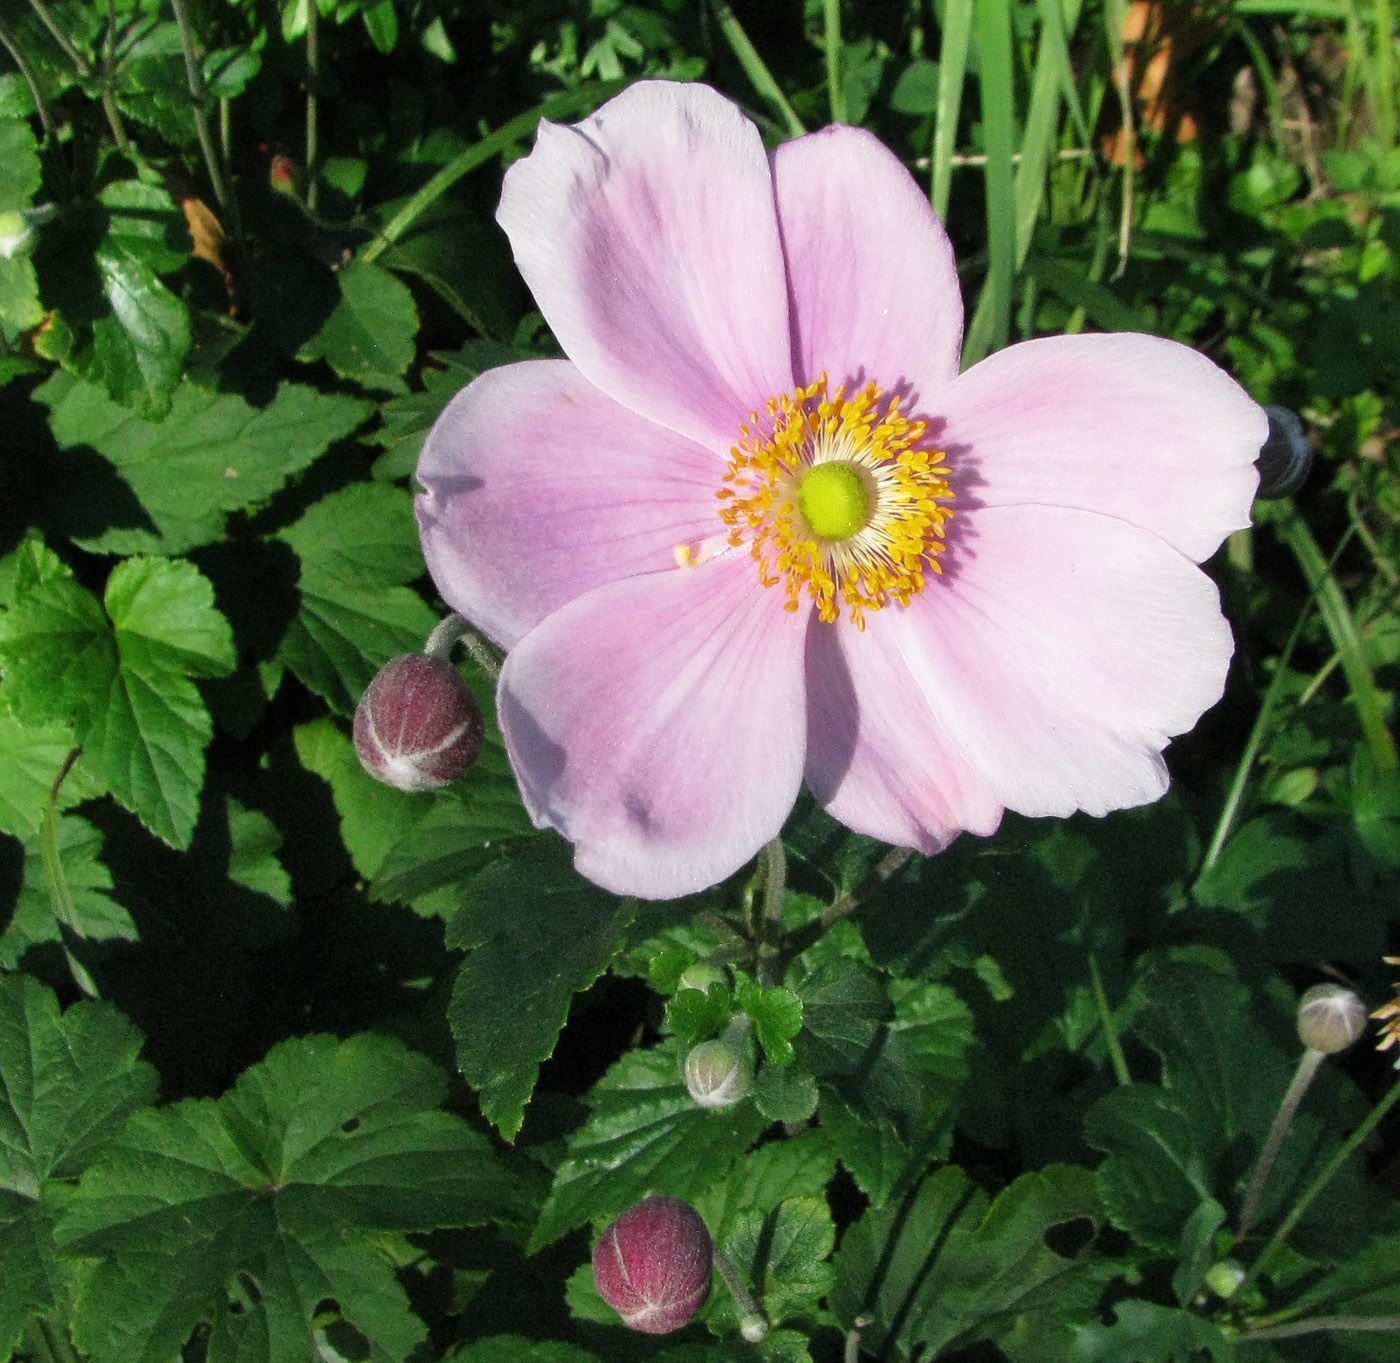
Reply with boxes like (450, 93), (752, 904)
(1297, 983), (1367, 1054)
(0, 210), (34, 260)
(1203, 1259), (1246, 1300)
(684, 1039), (753, 1110)
(676, 963), (725, 994)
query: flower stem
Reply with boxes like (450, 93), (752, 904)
(424, 612), (502, 682)
(305, 0), (319, 212)
(1237, 1047), (1326, 1244)
(823, 0), (845, 123)
(1088, 951), (1131, 1086)
(712, 1245), (768, 1342)
(756, 837), (786, 986)
(1241, 1073), (1400, 1296)
(780, 845), (914, 969)
(709, 1), (805, 139)
(1243, 1314), (1400, 1342)
(0, 14), (63, 157)
(361, 82), (626, 265)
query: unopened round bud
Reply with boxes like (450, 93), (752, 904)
(684, 1039), (753, 1110)
(1255, 405), (1312, 499)
(592, 1196), (713, 1334)
(1297, 983), (1368, 1054)
(1204, 1259), (1246, 1300)
(353, 653), (483, 791)
(677, 963), (725, 994)
(740, 1313), (770, 1343)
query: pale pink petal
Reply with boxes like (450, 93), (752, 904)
(804, 617), (1003, 852)
(498, 556), (808, 898)
(771, 125), (963, 400)
(889, 503), (1234, 819)
(416, 360), (727, 650)
(935, 333), (1264, 562)
(496, 81), (793, 454)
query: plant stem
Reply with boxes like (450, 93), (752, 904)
(26, 0), (88, 74)
(1088, 951), (1131, 1086)
(1237, 1048), (1326, 1243)
(1244, 1314), (1400, 1341)
(756, 837), (787, 986)
(779, 845), (914, 969)
(362, 80), (627, 264)
(710, 1), (805, 138)
(712, 1245), (768, 1342)
(424, 612), (502, 682)
(1374, 0), (1395, 151)
(823, 0), (845, 123)
(171, 0), (247, 273)
(1241, 1074), (1400, 1295)
(0, 14), (63, 153)
(305, 0), (319, 212)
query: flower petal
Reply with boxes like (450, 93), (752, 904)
(496, 81), (793, 454)
(498, 556), (808, 898)
(416, 359), (726, 649)
(935, 333), (1264, 562)
(804, 616), (1003, 852)
(771, 125), (963, 399)
(891, 503), (1234, 819)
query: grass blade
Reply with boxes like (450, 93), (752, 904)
(931, 0), (975, 220)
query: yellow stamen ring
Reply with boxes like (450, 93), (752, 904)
(716, 375), (954, 629)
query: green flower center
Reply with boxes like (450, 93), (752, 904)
(796, 460), (870, 541)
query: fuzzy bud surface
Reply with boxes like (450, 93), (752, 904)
(684, 1039), (753, 1109)
(592, 1196), (713, 1334)
(353, 653), (483, 791)
(1297, 982), (1368, 1054)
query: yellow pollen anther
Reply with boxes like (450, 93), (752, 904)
(716, 375), (954, 628)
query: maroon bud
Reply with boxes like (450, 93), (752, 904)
(592, 1196), (713, 1334)
(353, 653), (483, 791)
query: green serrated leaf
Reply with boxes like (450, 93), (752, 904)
(0, 814), (137, 969)
(693, 1129), (836, 1242)
(276, 482), (438, 714)
(713, 1196), (835, 1332)
(37, 372), (372, 555)
(299, 259), (419, 390)
(0, 708), (103, 838)
(0, 974), (156, 1360)
(1069, 1300), (1235, 1362)
(445, 1336), (604, 1363)
(752, 1062), (819, 1125)
(530, 1039), (768, 1252)
(446, 841), (633, 1140)
(666, 983), (733, 1045)
(59, 1032), (521, 1363)
(1173, 1197), (1227, 1307)
(736, 976), (802, 1066)
(834, 1164), (1108, 1359)
(227, 799), (292, 908)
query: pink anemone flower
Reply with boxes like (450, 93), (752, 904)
(415, 81), (1266, 900)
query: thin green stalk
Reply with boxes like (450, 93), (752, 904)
(963, 0), (1017, 365)
(1231, 16), (1289, 151)
(1375, 0), (1395, 151)
(424, 611), (501, 682)
(1101, 0), (1135, 277)
(362, 81), (629, 264)
(1197, 579), (1321, 880)
(0, 13), (62, 153)
(1243, 1315), (1400, 1342)
(305, 0), (319, 212)
(756, 837), (787, 986)
(1274, 505), (1398, 772)
(778, 845), (914, 971)
(930, 0), (974, 220)
(1241, 1074), (1400, 1296)
(171, 0), (248, 275)
(26, 0), (89, 75)
(823, 0), (845, 123)
(23, 1317), (80, 1363)
(711, 1), (805, 138)
(1237, 1048), (1326, 1243)
(1088, 951), (1131, 1086)
(712, 1245), (768, 1342)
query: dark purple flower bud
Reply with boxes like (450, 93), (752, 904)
(1255, 405), (1312, 499)
(353, 654), (483, 791)
(592, 1196), (713, 1334)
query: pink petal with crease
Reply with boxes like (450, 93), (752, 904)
(498, 556), (808, 899)
(936, 333), (1264, 562)
(891, 503), (1235, 819)
(805, 616), (1003, 852)
(496, 81), (793, 454)
(416, 359), (724, 650)
(771, 125), (963, 400)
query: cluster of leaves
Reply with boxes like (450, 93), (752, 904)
(1, 1), (1400, 1361)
